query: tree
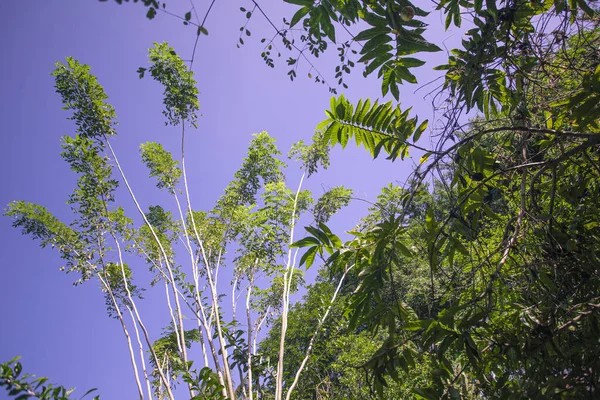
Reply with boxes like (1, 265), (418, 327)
(4, 42), (352, 400)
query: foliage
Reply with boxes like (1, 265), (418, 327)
(149, 326), (202, 398)
(289, 6), (600, 399)
(99, 0), (166, 21)
(6, 0), (600, 399)
(288, 131), (331, 178)
(311, 186), (353, 226)
(5, 33), (351, 400)
(140, 143), (182, 193)
(318, 95), (429, 161)
(1, 357), (99, 400)
(52, 58), (117, 139)
(143, 42), (200, 127)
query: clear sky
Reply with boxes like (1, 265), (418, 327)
(0, 1), (463, 398)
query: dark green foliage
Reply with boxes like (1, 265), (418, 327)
(1, 357), (99, 399)
(280, 0), (440, 97)
(293, 16), (600, 399)
(278, 0), (596, 99)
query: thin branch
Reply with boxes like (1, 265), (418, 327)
(125, 304), (153, 400)
(275, 171), (306, 400)
(285, 264), (355, 400)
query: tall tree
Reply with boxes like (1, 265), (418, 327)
(4, 41), (352, 399)
(290, 2), (600, 398)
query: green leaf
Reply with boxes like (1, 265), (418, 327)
(413, 120), (428, 142)
(290, 6), (311, 27)
(146, 6), (157, 19)
(305, 225), (331, 247)
(7, 356), (21, 365)
(354, 26), (392, 42)
(382, 69), (393, 97)
(453, 5), (461, 27)
(403, 320), (430, 331)
(390, 77), (399, 100)
(284, 0), (314, 6)
(299, 246), (318, 268)
(398, 57), (426, 68)
(396, 240), (413, 257)
(361, 34), (393, 54)
(292, 236), (320, 248)
(413, 387), (441, 399)
(81, 388), (99, 398)
(365, 52), (393, 76)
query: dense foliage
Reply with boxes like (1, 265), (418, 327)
(3, 0), (600, 399)
(282, 1), (600, 398)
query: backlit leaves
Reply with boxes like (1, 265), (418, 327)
(52, 57), (117, 140)
(318, 95), (429, 161)
(140, 142), (182, 193)
(147, 42), (199, 127)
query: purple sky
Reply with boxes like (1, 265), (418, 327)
(0, 1), (464, 398)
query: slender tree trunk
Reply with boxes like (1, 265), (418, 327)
(253, 307), (270, 355)
(113, 237), (175, 400)
(104, 138), (189, 398)
(126, 305), (153, 400)
(163, 257), (191, 391)
(97, 273), (145, 400)
(164, 280), (183, 354)
(172, 194), (213, 371)
(180, 125), (235, 398)
(275, 172), (305, 400)
(246, 277), (255, 400)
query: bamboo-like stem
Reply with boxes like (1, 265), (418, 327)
(246, 272), (256, 400)
(45, 232), (146, 399)
(97, 272), (145, 400)
(163, 280), (183, 354)
(284, 248), (300, 319)
(208, 248), (224, 328)
(113, 237), (175, 400)
(162, 254), (190, 384)
(103, 137), (190, 398)
(214, 248), (223, 289)
(172, 188), (224, 385)
(285, 264), (355, 400)
(134, 237), (203, 324)
(275, 172), (305, 400)
(126, 304), (153, 400)
(253, 307), (270, 355)
(192, 268), (215, 371)
(180, 124), (235, 398)
(232, 275), (239, 321)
